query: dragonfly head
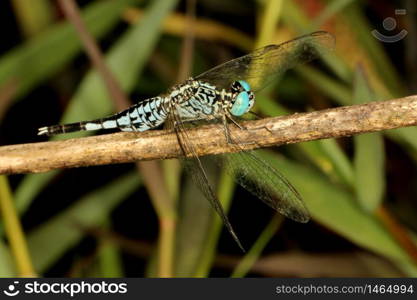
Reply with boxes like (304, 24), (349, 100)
(229, 80), (255, 116)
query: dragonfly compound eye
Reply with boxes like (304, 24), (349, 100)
(230, 91), (251, 116)
(237, 80), (251, 92)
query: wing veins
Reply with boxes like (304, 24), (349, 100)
(195, 31), (335, 91)
(170, 111), (245, 251)
(215, 125), (310, 223)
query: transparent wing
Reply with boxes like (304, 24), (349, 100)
(167, 110), (245, 251)
(218, 148), (310, 223)
(195, 31), (335, 91)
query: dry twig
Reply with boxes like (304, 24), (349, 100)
(1, 95), (417, 174)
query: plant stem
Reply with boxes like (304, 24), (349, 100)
(0, 176), (36, 276)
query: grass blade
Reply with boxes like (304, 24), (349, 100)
(28, 173), (139, 273)
(0, 0), (135, 100)
(353, 66), (385, 212)
(258, 151), (416, 274)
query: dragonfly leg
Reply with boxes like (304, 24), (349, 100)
(248, 111), (265, 120)
(173, 118), (201, 128)
(222, 115), (234, 144)
(226, 114), (247, 130)
(231, 112), (274, 134)
(128, 125), (138, 132)
(252, 123), (273, 134)
(119, 125), (138, 132)
(222, 115), (257, 146)
(253, 122), (275, 134)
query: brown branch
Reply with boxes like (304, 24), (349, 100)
(1, 95), (417, 174)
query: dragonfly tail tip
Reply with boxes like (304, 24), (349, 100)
(37, 127), (49, 136)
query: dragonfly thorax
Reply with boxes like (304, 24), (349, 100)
(229, 80), (255, 117)
(170, 79), (254, 121)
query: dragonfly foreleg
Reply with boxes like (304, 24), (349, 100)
(222, 114), (256, 146)
(222, 115), (233, 144)
(130, 125), (139, 132)
(229, 113), (274, 134)
(226, 114), (246, 130)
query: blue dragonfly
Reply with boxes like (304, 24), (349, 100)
(38, 31), (335, 251)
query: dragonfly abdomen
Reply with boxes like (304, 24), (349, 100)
(38, 96), (169, 136)
(37, 116), (131, 136)
(117, 96), (169, 132)
(37, 121), (94, 136)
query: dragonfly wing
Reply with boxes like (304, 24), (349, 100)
(168, 111), (245, 251)
(217, 133), (310, 222)
(219, 150), (310, 222)
(195, 31), (334, 91)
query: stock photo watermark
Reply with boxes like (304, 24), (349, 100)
(2, 280), (128, 298)
(3, 281), (20, 297)
(372, 9), (408, 43)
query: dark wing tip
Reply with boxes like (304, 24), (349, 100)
(285, 206), (311, 223)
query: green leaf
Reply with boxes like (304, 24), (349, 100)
(98, 242), (124, 277)
(354, 133), (385, 211)
(318, 139), (354, 187)
(231, 215), (283, 278)
(0, 242), (15, 276)
(258, 151), (415, 273)
(174, 159), (219, 277)
(343, 4), (405, 96)
(282, 0), (352, 82)
(353, 67), (385, 212)
(313, 0), (357, 28)
(256, 93), (288, 116)
(0, 0), (136, 100)
(297, 66), (352, 106)
(12, 0), (55, 38)
(98, 220), (124, 277)
(28, 173), (139, 273)
(15, 171), (58, 215)
(386, 127), (417, 155)
(194, 168), (236, 277)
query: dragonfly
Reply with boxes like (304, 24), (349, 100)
(38, 31), (335, 251)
